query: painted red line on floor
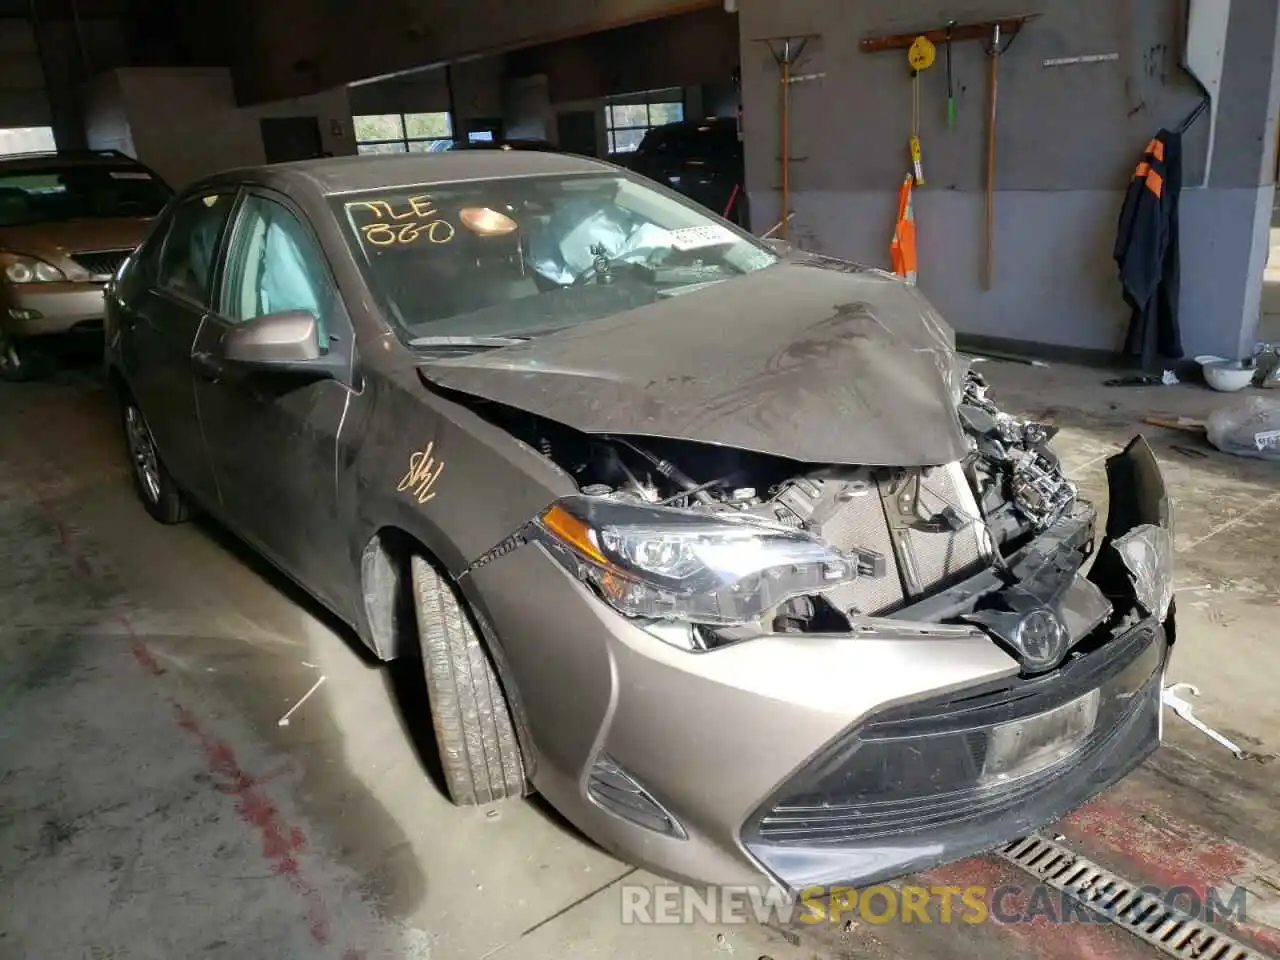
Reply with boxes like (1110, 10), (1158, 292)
(1066, 793), (1280, 954)
(173, 703), (330, 946)
(129, 641), (166, 676)
(1065, 795), (1244, 893)
(921, 858), (1147, 960)
(29, 483), (349, 953)
(36, 494), (93, 578)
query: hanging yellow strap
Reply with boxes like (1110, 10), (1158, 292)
(911, 74), (924, 185)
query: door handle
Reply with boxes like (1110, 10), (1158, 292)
(191, 350), (224, 382)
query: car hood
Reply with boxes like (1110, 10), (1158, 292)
(0, 217), (154, 260)
(417, 259), (970, 467)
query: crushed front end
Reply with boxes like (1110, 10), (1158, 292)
(459, 371), (1175, 893)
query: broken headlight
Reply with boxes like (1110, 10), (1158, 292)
(531, 496), (858, 628)
(1113, 524), (1175, 622)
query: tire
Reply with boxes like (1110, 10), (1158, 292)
(410, 554), (526, 805)
(121, 398), (189, 524)
(0, 331), (52, 382)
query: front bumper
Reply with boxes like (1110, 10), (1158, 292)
(742, 617), (1166, 891)
(461, 436), (1174, 891)
(2, 282), (108, 337)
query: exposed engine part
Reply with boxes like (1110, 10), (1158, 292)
(959, 371), (1078, 531)
(460, 384), (1079, 635)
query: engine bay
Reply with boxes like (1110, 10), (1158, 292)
(470, 368), (1084, 645)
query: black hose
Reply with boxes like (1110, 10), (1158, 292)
(610, 437), (716, 504)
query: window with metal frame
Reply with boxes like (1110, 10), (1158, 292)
(603, 89), (685, 154)
(352, 113), (454, 154)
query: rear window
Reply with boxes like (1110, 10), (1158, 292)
(0, 163), (173, 227)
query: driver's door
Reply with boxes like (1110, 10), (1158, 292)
(192, 189), (355, 615)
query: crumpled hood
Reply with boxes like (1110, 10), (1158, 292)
(417, 259), (970, 467)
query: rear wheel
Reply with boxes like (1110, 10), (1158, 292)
(122, 399), (189, 524)
(410, 554), (527, 805)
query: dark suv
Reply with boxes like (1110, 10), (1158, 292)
(629, 118), (746, 229)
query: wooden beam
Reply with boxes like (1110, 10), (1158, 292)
(860, 14), (1040, 53)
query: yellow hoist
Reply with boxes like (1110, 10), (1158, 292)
(907, 35), (936, 185)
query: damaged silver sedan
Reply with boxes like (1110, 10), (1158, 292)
(104, 150), (1175, 894)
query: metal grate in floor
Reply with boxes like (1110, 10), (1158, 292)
(998, 833), (1267, 960)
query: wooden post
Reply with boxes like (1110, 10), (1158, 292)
(781, 42), (791, 241)
(985, 25), (1000, 290)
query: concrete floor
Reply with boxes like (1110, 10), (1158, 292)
(1, 354), (1278, 960)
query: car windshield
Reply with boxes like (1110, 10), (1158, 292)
(330, 173), (777, 348)
(0, 163), (172, 227)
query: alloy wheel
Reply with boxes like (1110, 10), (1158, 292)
(124, 405), (162, 503)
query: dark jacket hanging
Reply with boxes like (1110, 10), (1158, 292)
(1114, 129), (1184, 369)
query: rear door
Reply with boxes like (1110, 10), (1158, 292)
(117, 189), (236, 506)
(192, 188), (356, 615)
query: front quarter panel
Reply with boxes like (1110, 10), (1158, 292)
(346, 361), (576, 579)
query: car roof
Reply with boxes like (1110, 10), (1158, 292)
(214, 151), (616, 198)
(649, 117), (738, 136)
(449, 138), (556, 151)
(0, 150), (147, 171)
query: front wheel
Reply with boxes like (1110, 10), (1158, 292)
(410, 554), (527, 805)
(122, 399), (188, 524)
(0, 331), (51, 382)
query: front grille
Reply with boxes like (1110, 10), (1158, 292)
(747, 622), (1161, 846)
(69, 248), (132, 278)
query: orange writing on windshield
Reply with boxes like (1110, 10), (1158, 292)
(347, 196), (456, 247)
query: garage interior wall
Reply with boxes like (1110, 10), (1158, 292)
(738, 0), (1280, 360)
(229, 0), (723, 104)
(349, 8), (740, 158)
(82, 67), (355, 188)
(503, 7), (740, 156)
(0, 18), (53, 140)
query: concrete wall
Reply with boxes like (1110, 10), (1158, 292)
(230, 0), (722, 104)
(83, 67), (354, 188)
(0, 19), (52, 130)
(738, 0), (1222, 356)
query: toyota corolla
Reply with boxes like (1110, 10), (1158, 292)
(104, 151), (1176, 894)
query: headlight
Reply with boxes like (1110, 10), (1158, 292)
(3, 254), (66, 284)
(1113, 524), (1174, 622)
(530, 496), (858, 628)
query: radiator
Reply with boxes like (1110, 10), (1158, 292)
(768, 463), (993, 617)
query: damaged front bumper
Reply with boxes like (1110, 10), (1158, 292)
(459, 436), (1175, 892)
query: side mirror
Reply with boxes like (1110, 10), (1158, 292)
(224, 309), (321, 364)
(761, 237), (794, 257)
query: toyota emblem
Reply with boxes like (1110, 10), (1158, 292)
(1012, 608), (1067, 673)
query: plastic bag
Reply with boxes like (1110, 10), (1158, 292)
(1206, 395), (1280, 461)
(1254, 342), (1280, 387)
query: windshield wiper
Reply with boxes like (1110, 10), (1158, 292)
(408, 335), (529, 348)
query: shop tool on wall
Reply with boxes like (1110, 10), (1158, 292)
(907, 35), (936, 184)
(862, 14), (1040, 288)
(754, 34), (821, 242)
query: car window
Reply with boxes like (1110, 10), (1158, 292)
(0, 162), (172, 227)
(219, 194), (332, 349)
(155, 192), (235, 305)
(333, 173), (778, 347)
